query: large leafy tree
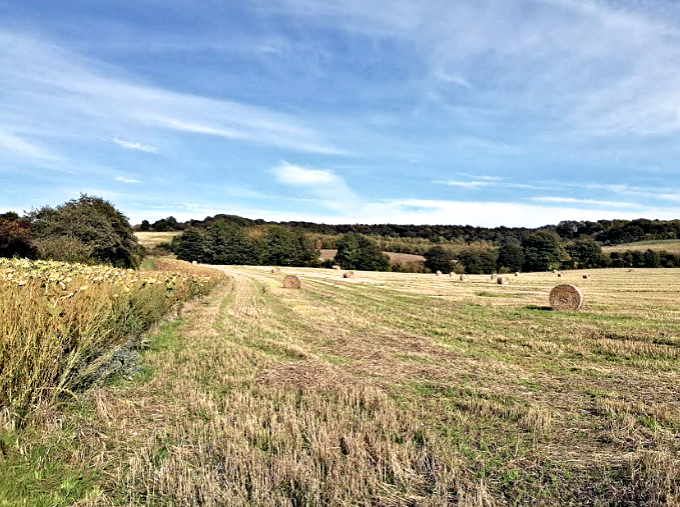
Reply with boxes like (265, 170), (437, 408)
(566, 238), (604, 269)
(208, 221), (257, 265)
(521, 230), (565, 272)
(174, 228), (210, 263)
(257, 225), (318, 267)
(335, 233), (389, 271)
(497, 239), (524, 272)
(28, 195), (140, 268)
(458, 248), (498, 274)
(423, 245), (456, 273)
(0, 214), (36, 259)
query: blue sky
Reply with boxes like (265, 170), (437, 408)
(2, 0), (680, 227)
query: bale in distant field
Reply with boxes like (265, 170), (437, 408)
(549, 284), (583, 311)
(283, 275), (301, 289)
(490, 274), (497, 280)
(557, 272), (563, 277)
(436, 270), (442, 276)
(628, 268), (635, 272)
(583, 274), (591, 279)
(271, 267), (281, 274)
(459, 275), (470, 282)
(192, 260), (198, 265)
(497, 276), (509, 285)
(514, 272), (520, 277)
(343, 271), (354, 279)
(332, 265), (341, 270)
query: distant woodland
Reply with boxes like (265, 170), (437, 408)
(3, 198), (680, 273)
(137, 214), (680, 273)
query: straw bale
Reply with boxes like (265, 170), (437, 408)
(549, 284), (583, 311)
(283, 275), (301, 289)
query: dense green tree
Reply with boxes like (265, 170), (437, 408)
(335, 233), (389, 271)
(458, 248), (498, 274)
(643, 249), (661, 268)
(497, 239), (524, 272)
(28, 195), (140, 268)
(521, 230), (565, 272)
(566, 238), (604, 269)
(139, 220), (151, 231)
(208, 221), (257, 265)
(258, 225), (318, 267)
(423, 245), (456, 274)
(174, 228), (210, 263)
(0, 216), (35, 259)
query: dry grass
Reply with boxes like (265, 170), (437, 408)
(4, 265), (680, 505)
(0, 258), (220, 418)
(134, 231), (181, 249)
(320, 249), (425, 263)
(603, 239), (680, 255)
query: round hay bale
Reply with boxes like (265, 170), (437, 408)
(283, 275), (301, 289)
(271, 267), (281, 274)
(459, 275), (470, 282)
(514, 272), (520, 277)
(192, 260), (198, 265)
(436, 270), (442, 276)
(332, 265), (341, 270)
(557, 272), (563, 277)
(490, 274), (498, 280)
(497, 276), (509, 285)
(628, 268), (635, 272)
(583, 273), (591, 279)
(343, 271), (354, 279)
(549, 284), (584, 311)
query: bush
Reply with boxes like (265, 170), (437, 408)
(0, 217), (35, 259)
(28, 194), (141, 268)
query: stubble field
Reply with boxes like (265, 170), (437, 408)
(3, 265), (680, 505)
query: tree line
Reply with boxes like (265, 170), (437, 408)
(137, 214), (680, 248)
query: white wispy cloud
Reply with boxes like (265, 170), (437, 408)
(527, 196), (638, 207)
(0, 130), (61, 162)
(0, 29), (346, 161)
(112, 138), (158, 153)
(115, 176), (142, 184)
(272, 162), (359, 211)
(437, 180), (491, 189)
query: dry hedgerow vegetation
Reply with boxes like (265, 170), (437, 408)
(2, 265), (680, 505)
(0, 258), (220, 420)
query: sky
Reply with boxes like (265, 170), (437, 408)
(2, 0), (680, 227)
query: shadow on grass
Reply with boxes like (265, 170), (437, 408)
(524, 305), (553, 311)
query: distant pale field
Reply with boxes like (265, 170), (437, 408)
(135, 231), (181, 248)
(603, 239), (680, 254)
(320, 248), (425, 263)
(236, 265), (680, 320)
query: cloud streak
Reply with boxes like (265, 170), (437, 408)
(112, 138), (158, 153)
(0, 29), (346, 162)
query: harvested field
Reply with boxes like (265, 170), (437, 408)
(134, 231), (181, 248)
(4, 266), (680, 505)
(320, 248), (425, 263)
(603, 239), (680, 255)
